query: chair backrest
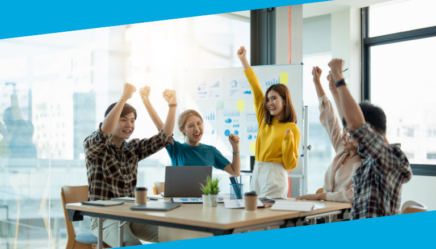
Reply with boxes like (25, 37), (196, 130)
(315, 188), (324, 194)
(401, 200), (427, 214)
(61, 185), (89, 249)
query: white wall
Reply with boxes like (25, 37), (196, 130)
(331, 7), (361, 101)
(303, 14), (331, 55)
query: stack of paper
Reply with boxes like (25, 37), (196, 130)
(271, 201), (314, 212)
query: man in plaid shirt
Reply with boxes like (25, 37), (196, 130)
(328, 59), (412, 219)
(84, 83), (177, 246)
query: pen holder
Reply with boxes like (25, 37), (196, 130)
(230, 184), (243, 200)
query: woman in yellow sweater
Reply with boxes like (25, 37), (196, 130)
(237, 46), (300, 198)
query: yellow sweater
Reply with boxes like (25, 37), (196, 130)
(244, 68), (301, 170)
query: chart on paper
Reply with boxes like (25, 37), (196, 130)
(226, 76), (253, 99)
(223, 108), (241, 137)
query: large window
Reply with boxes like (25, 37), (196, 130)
(369, 0), (436, 37)
(0, 14), (249, 249)
(363, 1), (436, 167)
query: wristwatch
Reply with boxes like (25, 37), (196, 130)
(335, 78), (346, 88)
(233, 151), (240, 155)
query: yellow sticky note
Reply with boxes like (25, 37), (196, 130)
(253, 105), (256, 111)
(280, 73), (288, 84)
(237, 100), (245, 111)
(250, 142), (256, 154)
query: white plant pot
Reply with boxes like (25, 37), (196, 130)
(202, 194), (210, 206)
(209, 194), (218, 207)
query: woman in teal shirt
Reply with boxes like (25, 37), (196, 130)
(140, 86), (241, 176)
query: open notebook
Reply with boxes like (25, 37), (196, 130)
(271, 200), (314, 212)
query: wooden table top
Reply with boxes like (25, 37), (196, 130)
(67, 198), (351, 230)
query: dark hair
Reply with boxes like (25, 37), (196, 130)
(104, 102), (137, 119)
(341, 101), (386, 134)
(263, 84), (297, 125)
(359, 101), (386, 134)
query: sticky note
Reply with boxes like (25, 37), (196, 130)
(216, 101), (224, 110)
(253, 105), (256, 111)
(237, 100), (245, 111)
(280, 73), (288, 84)
(250, 142), (256, 154)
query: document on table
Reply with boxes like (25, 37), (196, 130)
(224, 199), (264, 209)
(172, 198), (203, 203)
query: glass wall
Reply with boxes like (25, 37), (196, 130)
(0, 14), (250, 249)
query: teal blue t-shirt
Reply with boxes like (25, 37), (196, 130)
(166, 141), (230, 170)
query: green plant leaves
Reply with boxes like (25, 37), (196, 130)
(200, 176), (221, 195)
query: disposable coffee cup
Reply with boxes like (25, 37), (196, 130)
(244, 191), (258, 211)
(134, 187), (148, 205)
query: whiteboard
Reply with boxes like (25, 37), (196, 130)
(178, 64), (303, 166)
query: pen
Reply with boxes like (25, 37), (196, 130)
(343, 68), (348, 72)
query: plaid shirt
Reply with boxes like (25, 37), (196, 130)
(349, 124), (412, 219)
(84, 124), (173, 201)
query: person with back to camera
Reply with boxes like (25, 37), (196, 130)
(237, 46), (300, 198)
(84, 82), (177, 246)
(296, 66), (363, 208)
(139, 86), (241, 176)
(327, 58), (412, 219)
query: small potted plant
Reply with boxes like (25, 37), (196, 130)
(199, 181), (211, 206)
(208, 176), (220, 207)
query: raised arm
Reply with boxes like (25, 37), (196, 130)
(312, 66), (326, 97)
(101, 83), (136, 135)
(223, 134), (241, 176)
(328, 59), (365, 131)
(327, 71), (345, 121)
(237, 46), (250, 70)
(237, 46), (265, 123)
(313, 67), (342, 152)
(161, 89), (177, 136)
(140, 86), (164, 131)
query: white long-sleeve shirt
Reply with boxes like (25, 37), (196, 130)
(319, 95), (363, 203)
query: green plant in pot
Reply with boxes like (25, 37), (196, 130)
(207, 176), (220, 207)
(199, 181), (211, 206)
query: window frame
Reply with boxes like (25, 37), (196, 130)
(361, 7), (436, 176)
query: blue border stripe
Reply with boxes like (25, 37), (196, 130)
(0, 0), (329, 39)
(130, 211), (435, 248)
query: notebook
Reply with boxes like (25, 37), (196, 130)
(270, 201), (314, 212)
(81, 200), (124, 207)
(130, 202), (181, 211)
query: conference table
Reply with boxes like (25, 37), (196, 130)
(66, 199), (351, 248)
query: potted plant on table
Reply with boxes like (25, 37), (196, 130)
(208, 176), (220, 207)
(199, 181), (211, 206)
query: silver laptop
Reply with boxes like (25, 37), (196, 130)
(163, 166), (213, 197)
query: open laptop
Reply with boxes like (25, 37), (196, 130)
(163, 166), (213, 197)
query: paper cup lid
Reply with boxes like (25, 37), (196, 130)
(244, 191), (257, 196)
(134, 187), (147, 191)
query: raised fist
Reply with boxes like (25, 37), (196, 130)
(139, 86), (151, 102)
(121, 83), (136, 100)
(163, 89), (177, 105)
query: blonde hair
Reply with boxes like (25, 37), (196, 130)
(178, 109), (203, 135)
